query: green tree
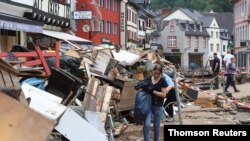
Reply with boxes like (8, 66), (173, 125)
(150, 0), (233, 12)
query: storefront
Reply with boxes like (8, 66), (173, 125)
(0, 12), (43, 52)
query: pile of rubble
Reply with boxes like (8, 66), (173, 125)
(1, 45), (249, 141)
(0, 45), (177, 141)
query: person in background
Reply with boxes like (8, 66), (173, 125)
(143, 63), (173, 141)
(223, 49), (234, 68)
(224, 57), (240, 93)
(212, 53), (220, 89)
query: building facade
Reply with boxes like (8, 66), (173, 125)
(76, 0), (120, 46)
(233, 0), (250, 69)
(126, 0), (139, 49)
(161, 9), (210, 70)
(0, 0), (44, 52)
(157, 19), (209, 70)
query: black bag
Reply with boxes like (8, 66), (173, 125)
(133, 90), (151, 124)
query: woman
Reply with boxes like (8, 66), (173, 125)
(144, 63), (172, 141)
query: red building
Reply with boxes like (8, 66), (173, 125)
(76, 0), (120, 46)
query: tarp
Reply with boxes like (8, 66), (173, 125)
(111, 50), (140, 66)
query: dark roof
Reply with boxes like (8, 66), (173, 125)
(177, 20), (209, 36)
(133, 0), (148, 4)
(128, 0), (141, 10)
(133, 0), (144, 3)
(199, 16), (215, 27)
(179, 8), (204, 22)
(203, 12), (234, 35)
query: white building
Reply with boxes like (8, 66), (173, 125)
(200, 16), (221, 67)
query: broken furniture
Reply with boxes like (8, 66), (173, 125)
(0, 41), (60, 76)
(46, 68), (85, 105)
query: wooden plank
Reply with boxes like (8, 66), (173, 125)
(104, 58), (118, 75)
(94, 51), (111, 75)
(21, 59), (42, 67)
(55, 41), (60, 68)
(87, 80), (99, 111)
(0, 70), (5, 87)
(84, 62), (91, 78)
(0, 92), (55, 141)
(95, 86), (105, 112)
(9, 73), (20, 88)
(0, 59), (19, 76)
(0, 52), (57, 57)
(83, 77), (99, 109)
(116, 81), (137, 112)
(35, 46), (51, 76)
(1, 70), (13, 87)
(100, 86), (113, 123)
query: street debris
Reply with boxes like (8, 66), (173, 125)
(0, 44), (250, 141)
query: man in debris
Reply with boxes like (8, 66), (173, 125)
(212, 53), (220, 89)
(225, 57), (240, 93)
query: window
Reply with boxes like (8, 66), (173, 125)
(223, 45), (226, 52)
(185, 23), (188, 31)
(211, 31), (214, 38)
(217, 44), (219, 52)
(203, 37), (206, 48)
(139, 20), (142, 30)
(113, 23), (118, 35)
(132, 11), (134, 23)
(194, 24), (197, 31)
(210, 44), (214, 52)
(106, 0), (111, 9)
(216, 32), (219, 38)
(100, 20), (104, 33)
(186, 36), (191, 48)
(135, 14), (138, 25)
(195, 37), (199, 48)
(170, 22), (175, 32)
(199, 25), (202, 32)
(106, 21), (111, 34)
(113, 0), (118, 11)
(168, 36), (177, 48)
(142, 21), (145, 30)
(99, 0), (104, 7)
(128, 9), (131, 22)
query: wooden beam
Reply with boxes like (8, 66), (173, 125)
(35, 46), (51, 76)
(0, 92), (55, 141)
(0, 52), (57, 57)
(100, 85), (113, 123)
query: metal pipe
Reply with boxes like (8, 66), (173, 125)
(173, 71), (183, 124)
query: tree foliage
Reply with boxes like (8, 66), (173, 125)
(150, 0), (233, 12)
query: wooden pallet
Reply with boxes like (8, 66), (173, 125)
(0, 67), (20, 88)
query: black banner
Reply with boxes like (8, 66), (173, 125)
(164, 125), (250, 139)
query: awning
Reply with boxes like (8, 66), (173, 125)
(0, 12), (43, 33)
(43, 30), (92, 44)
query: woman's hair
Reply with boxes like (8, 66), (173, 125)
(153, 63), (163, 73)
